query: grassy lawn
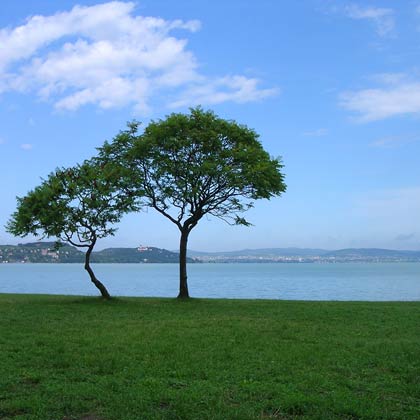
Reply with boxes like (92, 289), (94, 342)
(0, 294), (419, 419)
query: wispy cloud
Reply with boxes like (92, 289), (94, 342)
(356, 187), (420, 232)
(370, 133), (420, 148)
(168, 76), (278, 108)
(302, 128), (329, 137)
(0, 2), (276, 113)
(371, 73), (407, 85)
(20, 143), (33, 150)
(395, 233), (416, 241)
(340, 73), (420, 122)
(416, 4), (420, 30)
(343, 4), (395, 37)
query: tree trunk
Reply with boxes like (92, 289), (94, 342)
(178, 229), (190, 298)
(84, 243), (111, 299)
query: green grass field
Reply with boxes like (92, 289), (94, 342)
(0, 294), (419, 419)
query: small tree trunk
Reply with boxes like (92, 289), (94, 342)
(178, 229), (190, 298)
(85, 243), (111, 299)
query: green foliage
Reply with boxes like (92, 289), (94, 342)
(98, 107), (286, 229)
(96, 107), (287, 297)
(1, 295), (419, 419)
(7, 160), (137, 248)
(95, 122), (144, 199)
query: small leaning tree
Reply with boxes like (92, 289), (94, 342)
(98, 108), (286, 298)
(7, 160), (137, 299)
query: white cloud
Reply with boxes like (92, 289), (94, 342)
(0, 2), (275, 112)
(340, 74), (420, 122)
(20, 143), (33, 150)
(0, 137), (5, 145)
(344, 4), (395, 36)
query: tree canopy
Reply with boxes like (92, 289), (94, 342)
(97, 107), (286, 298)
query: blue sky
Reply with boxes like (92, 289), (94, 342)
(0, 0), (419, 251)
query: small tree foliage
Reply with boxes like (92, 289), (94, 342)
(7, 160), (137, 298)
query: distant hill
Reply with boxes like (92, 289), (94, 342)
(0, 242), (83, 263)
(0, 242), (194, 263)
(188, 247), (420, 262)
(188, 248), (328, 257)
(91, 246), (195, 263)
(323, 248), (420, 258)
(2, 243), (419, 263)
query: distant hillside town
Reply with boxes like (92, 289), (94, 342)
(1, 242), (419, 263)
(190, 248), (420, 263)
(0, 242), (195, 264)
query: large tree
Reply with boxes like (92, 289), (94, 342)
(7, 160), (137, 299)
(98, 108), (286, 298)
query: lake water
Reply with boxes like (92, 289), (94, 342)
(1, 262), (420, 301)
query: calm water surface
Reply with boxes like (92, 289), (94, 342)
(0, 263), (419, 301)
